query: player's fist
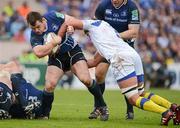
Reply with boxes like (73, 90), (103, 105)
(46, 32), (61, 54)
(67, 26), (74, 35)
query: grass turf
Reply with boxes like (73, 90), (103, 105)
(0, 88), (179, 128)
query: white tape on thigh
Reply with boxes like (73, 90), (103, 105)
(0, 70), (10, 79)
(121, 84), (138, 98)
(137, 83), (144, 95)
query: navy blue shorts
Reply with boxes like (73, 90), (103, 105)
(48, 45), (86, 72)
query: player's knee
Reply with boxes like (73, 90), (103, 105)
(128, 96), (138, 105)
(95, 71), (106, 83)
(45, 80), (57, 92)
(78, 76), (91, 87)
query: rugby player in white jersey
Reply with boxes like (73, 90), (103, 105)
(55, 15), (180, 126)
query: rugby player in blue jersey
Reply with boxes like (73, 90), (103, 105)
(0, 61), (43, 119)
(26, 11), (108, 120)
(90, 0), (140, 119)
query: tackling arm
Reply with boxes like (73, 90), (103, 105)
(87, 52), (105, 68)
(58, 14), (84, 37)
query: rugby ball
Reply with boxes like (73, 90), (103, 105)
(46, 32), (59, 53)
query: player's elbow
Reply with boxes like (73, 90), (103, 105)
(35, 52), (45, 58)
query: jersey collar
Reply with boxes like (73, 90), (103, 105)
(113, 0), (128, 9)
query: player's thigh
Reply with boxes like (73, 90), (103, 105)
(111, 52), (138, 88)
(45, 65), (64, 86)
(71, 60), (91, 80)
(95, 61), (110, 81)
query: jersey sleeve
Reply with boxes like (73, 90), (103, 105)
(95, 0), (106, 20)
(128, 1), (140, 24)
(45, 11), (65, 24)
(52, 11), (65, 21)
(82, 20), (92, 30)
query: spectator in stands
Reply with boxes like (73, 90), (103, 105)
(0, 12), (11, 40)
(3, 1), (14, 17)
(13, 27), (26, 43)
(17, 1), (31, 19)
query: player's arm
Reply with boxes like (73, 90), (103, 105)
(32, 35), (61, 58)
(119, 2), (140, 40)
(0, 61), (22, 74)
(87, 52), (105, 68)
(119, 24), (139, 40)
(58, 14), (84, 37)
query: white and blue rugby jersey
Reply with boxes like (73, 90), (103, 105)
(83, 20), (134, 61)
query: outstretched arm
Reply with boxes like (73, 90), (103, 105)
(58, 14), (84, 37)
(0, 61), (22, 74)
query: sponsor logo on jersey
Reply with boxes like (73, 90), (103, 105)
(55, 12), (65, 19)
(52, 24), (58, 31)
(121, 11), (127, 16)
(105, 9), (112, 15)
(131, 10), (138, 20)
(113, 13), (119, 17)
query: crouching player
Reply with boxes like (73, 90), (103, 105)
(0, 61), (45, 119)
(57, 15), (180, 125)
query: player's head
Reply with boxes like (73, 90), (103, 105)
(0, 83), (14, 111)
(111, 0), (126, 8)
(26, 11), (47, 35)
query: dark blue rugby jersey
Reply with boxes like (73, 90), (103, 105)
(95, 0), (140, 33)
(30, 11), (76, 54)
(10, 74), (43, 117)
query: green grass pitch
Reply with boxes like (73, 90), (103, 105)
(0, 88), (179, 128)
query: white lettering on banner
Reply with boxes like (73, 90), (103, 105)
(23, 68), (41, 85)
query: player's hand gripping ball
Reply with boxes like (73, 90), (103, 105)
(46, 32), (61, 54)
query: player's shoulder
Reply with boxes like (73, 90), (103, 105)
(127, 0), (138, 8)
(99, 0), (111, 7)
(43, 11), (55, 17)
(44, 11), (64, 19)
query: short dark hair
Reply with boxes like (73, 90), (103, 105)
(26, 11), (43, 26)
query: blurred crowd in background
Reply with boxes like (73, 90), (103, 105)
(0, 0), (180, 88)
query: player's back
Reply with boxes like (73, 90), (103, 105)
(83, 20), (133, 60)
